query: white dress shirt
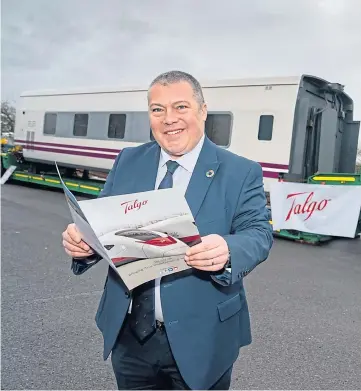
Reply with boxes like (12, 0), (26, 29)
(154, 134), (205, 321)
(128, 134), (205, 321)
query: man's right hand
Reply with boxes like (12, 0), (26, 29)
(62, 223), (94, 258)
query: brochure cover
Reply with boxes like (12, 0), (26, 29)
(56, 163), (201, 290)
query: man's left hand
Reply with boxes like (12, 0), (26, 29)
(185, 234), (229, 271)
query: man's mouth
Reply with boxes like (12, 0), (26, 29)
(165, 129), (183, 135)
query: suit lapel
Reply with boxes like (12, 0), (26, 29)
(185, 137), (220, 219)
(121, 142), (161, 194)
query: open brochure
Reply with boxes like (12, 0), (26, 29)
(55, 163), (201, 290)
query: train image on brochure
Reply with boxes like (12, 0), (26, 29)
(7, 73), (360, 196)
(99, 228), (202, 267)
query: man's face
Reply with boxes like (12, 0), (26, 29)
(148, 81), (207, 158)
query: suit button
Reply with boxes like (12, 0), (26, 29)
(125, 291), (130, 298)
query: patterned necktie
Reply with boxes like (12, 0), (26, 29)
(129, 160), (180, 342)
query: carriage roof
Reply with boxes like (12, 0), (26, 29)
(20, 75), (303, 97)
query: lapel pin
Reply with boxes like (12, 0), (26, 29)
(206, 169), (214, 178)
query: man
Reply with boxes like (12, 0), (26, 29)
(62, 70), (273, 390)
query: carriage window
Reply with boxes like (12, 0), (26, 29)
(43, 113), (57, 135)
(258, 115), (273, 140)
(73, 114), (88, 136)
(205, 113), (232, 147)
(108, 114), (126, 139)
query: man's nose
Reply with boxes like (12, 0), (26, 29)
(163, 109), (178, 124)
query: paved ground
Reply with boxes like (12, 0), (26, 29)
(1, 182), (361, 390)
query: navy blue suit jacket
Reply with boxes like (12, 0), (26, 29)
(72, 136), (273, 389)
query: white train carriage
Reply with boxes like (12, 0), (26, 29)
(13, 74), (359, 193)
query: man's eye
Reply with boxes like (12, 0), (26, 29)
(177, 105), (186, 109)
(152, 108), (162, 112)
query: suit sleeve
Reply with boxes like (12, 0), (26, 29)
(211, 162), (273, 286)
(71, 151), (123, 276)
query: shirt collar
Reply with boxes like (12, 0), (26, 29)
(159, 134), (205, 173)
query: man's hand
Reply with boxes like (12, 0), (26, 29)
(184, 234), (229, 271)
(62, 223), (94, 258)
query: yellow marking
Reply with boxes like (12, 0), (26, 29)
(312, 176), (356, 182)
(11, 172), (100, 192)
(65, 182), (78, 187)
(80, 185), (100, 191)
(45, 179), (60, 184)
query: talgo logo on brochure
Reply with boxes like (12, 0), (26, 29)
(285, 191), (331, 221)
(121, 199), (148, 214)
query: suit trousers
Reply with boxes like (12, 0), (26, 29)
(111, 315), (233, 390)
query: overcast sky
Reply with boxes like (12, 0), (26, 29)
(2, 0), (361, 127)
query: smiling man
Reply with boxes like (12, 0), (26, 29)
(148, 76), (207, 157)
(62, 70), (273, 390)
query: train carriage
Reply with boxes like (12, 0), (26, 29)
(13, 74), (359, 194)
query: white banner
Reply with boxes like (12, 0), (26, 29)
(269, 182), (361, 238)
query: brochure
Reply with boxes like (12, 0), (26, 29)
(56, 163), (201, 290)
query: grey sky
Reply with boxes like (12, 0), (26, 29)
(2, 0), (361, 130)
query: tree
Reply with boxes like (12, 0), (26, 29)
(1, 101), (16, 134)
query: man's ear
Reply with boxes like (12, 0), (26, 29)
(200, 103), (208, 121)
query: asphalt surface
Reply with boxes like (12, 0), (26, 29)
(1, 182), (361, 390)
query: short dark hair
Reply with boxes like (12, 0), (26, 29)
(148, 70), (205, 106)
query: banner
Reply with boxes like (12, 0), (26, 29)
(269, 182), (361, 238)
